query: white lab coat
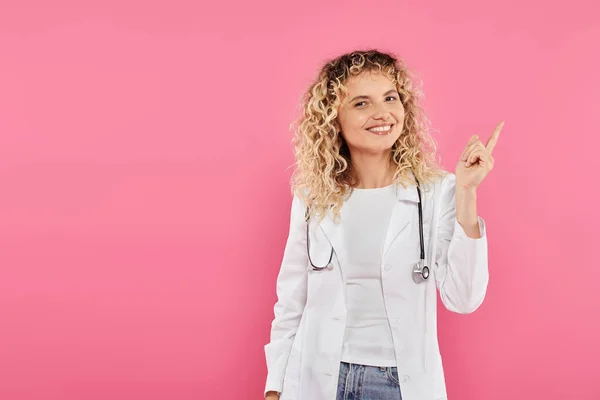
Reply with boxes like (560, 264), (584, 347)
(264, 172), (488, 400)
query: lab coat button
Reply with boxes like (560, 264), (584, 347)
(401, 375), (410, 383)
(384, 264), (392, 271)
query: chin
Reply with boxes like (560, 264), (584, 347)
(346, 135), (400, 155)
(370, 138), (399, 152)
(354, 144), (396, 156)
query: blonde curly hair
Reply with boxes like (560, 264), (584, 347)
(290, 49), (447, 222)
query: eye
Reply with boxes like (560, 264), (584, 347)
(386, 96), (398, 101)
(354, 101), (366, 107)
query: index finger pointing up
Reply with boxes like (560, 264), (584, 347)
(486, 120), (504, 154)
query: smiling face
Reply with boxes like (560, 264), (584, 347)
(337, 70), (405, 157)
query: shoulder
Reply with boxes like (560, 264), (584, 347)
(432, 170), (459, 210)
(290, 187), (310, 219)
(420, 170), (456, 208)
(292, 187), (310, 206)
(420, 169), (454, 192)
(439, 170), (456, 190)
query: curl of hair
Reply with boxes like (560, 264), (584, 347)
(290, 49), (447, 223)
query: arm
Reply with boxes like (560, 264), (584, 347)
(455, 181), (481, 239)
(433, 173), (489, 314)
(434, 121), (502, 313)
(264, 194), (309, 396)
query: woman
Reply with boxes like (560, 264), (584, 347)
(264, 49), (502, 400)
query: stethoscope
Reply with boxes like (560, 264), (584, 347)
(305, 179), (430, 284)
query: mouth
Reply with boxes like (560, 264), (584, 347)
(366, 124), (394, 136)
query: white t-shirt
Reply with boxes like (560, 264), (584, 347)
(340, 183), (398, 367)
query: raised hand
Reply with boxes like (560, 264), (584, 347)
(455, 121), (504, 190)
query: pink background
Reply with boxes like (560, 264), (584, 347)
(1, 0), (599, 399)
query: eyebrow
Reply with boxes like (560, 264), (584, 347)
(348, 89), (399, 103)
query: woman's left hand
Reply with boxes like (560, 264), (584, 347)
(455, 121), (504, 190)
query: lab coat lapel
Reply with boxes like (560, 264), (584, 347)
(316, 213), (344, 266)
(382, 182), (420, 257)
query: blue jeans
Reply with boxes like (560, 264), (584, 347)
(336, 362), (402, 400)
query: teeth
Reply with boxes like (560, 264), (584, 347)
(368, 125), (392, 132)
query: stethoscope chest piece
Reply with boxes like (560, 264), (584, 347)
(412, 259), (430, 283)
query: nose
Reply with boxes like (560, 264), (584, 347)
(371, 103), (393, 121)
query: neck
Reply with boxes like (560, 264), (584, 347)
(350, 151), (395, 189)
